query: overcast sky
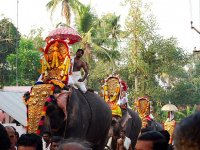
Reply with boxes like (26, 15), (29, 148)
(0, 0), (200, 53)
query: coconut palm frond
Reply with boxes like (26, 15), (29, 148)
(111, 15), (121, 39)
(62, 0), (71, 26)
(68, 0), (82, 12)
(46, 0), (62, 21)
(75, 4), (94, 33)
(92, 45), (116, 73)
(92, 44), (120, 64)
(46, 0), (54, 10)
(81, 27), (94, 44)
(92, 44), (113, 61)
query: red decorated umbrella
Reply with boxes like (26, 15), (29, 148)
(46, 27), (82, 44)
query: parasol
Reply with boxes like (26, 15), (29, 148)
(46, 27), (82, 44)
(161, 101), (178, 112)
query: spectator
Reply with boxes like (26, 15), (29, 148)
(50, 136), (63, 150)
(5, 126), (17, 150)
(135, 131), (168, 150)
(10, 126), (19, 145)
(0, 123), (11, 150)
(174, 112), (200, 150)
(17, 133), (43, 150)
(58, 138), (92, 150)
(116, 130), (132, 150)
(0, 109), (5, 123)
(42, 131), (52, 150)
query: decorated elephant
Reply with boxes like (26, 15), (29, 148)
(24, 33), (112, 150)
(101, 75), (142, 149)
(47, 85), (112, 149)
(25, 83), (112, 150)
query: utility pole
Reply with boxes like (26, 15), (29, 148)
(16, 0), (19, 86)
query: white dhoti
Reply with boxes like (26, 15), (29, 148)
(68, 71), (87, 93)
(124, 137), (131, 150)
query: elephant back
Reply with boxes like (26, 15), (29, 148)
(66, 89), (112, 138)
(65, 89), (112, 149)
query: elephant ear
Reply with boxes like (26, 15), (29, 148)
(46, 101), (65, 130)
(120, 111), (132, 129)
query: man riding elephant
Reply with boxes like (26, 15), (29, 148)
(68, 49), (88, 93)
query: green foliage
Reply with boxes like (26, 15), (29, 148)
(74, 3), (96, 34)
(0, 18), (20, 63)
(175, 105), (197, 122)
(6, 38), (41, 85)
(87, 61), (112, 91)
(0, 18), (20, 86)
(93, 13), (121, 50)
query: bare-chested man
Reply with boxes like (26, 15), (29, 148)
(69, 49), (88, 93)
(116, 130), (132, 150)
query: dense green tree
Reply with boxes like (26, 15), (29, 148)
(6, 37), (41, 85)
(122, 0), (158, 96)
(6, 28), (44, 86)
(0, 18), (20, 87)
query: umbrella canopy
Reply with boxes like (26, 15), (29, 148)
(161, 102), (178, 112)
(46, 27), (82, 44)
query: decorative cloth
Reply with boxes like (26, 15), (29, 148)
(117, 96), (128, 106)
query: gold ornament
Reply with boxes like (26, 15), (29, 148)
(27, 84), (53, 134)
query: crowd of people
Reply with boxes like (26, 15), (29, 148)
(133, 111), (200, 150)
(0, 111), (200, 150)
(0, 124), (92, 150)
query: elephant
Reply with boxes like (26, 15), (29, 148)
(146, 118), (164, 131)
(42, 85), (112, 150)
(106, 108), (142, 149)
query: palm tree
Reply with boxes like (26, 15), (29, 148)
(72, 3), (121, 69)
(46, 0), (80, 26)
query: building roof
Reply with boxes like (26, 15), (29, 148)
(0, 86), (30, 126)
(3, 86), (31, 92)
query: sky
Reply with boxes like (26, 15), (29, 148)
(0, 0), (200, 53)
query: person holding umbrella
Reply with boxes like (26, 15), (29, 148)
(161, 101), (178, 145)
